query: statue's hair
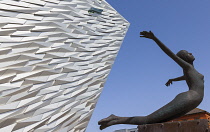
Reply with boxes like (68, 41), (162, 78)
(176, 50), (189, 62)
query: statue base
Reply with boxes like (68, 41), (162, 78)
(138, 119), (209, 132)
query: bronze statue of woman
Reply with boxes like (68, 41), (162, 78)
(98, 31), (204, 130)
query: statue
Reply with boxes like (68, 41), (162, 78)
(98, 31), (204, 130)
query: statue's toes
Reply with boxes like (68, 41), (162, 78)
(98, 114), (116, 125)
(99, 124), (107, 130)
(109, 114), (116, 118)
(98, 119), (107, 125)
(99, 121), (110, 130)
(99, 120), (118, 130)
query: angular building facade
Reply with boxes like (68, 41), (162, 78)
(0, 0), (129, 131)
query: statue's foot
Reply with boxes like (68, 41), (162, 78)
(98, 114), (119, 130)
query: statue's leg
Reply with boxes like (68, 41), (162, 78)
(98, 115), (148, 130)
(99, 91), (202, 130)
(146, 91), (202, 123)
(98, 114), (119, 130)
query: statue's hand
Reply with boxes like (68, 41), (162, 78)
(165, 79), (173, 86)
(98, 114), (119, 130)
(140, 31), (155, 39)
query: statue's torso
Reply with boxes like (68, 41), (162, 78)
(184, 66), (204, 94)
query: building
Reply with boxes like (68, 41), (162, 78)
(0, 0), (129, 131)
(114, 128), (138, 132)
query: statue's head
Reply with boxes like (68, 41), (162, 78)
(176, 50), (195, 63)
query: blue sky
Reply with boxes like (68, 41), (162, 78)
(86, 1), (210, 132)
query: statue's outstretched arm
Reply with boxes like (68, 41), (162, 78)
(140, 31), (189, 69)
(165, 75), (185, 86)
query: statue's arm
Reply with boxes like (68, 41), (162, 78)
(140, 31), (189, 69)
(165, 75), (185, 86)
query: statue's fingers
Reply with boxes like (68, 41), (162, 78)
(140, 32), (144, 35)
(140, 35), (149, 38)
(140, 31), (147, 35)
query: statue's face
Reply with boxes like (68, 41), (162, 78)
(186, 52), (195, 62)
(182, 50), (195, 62)
(177, 50), (195, 63)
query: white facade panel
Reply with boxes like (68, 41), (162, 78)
(0, 0), (129, 131)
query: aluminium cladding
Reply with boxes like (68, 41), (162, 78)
(0, 0), (129, 132)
